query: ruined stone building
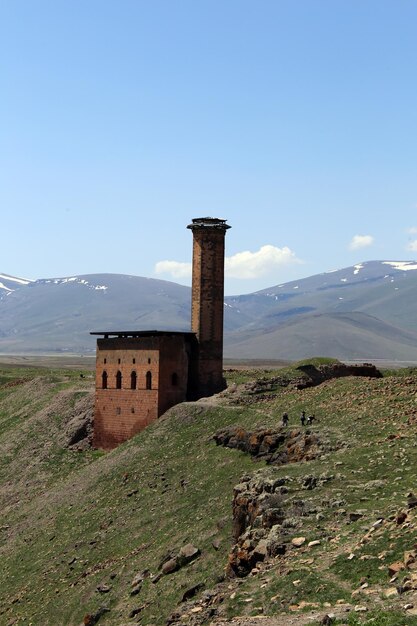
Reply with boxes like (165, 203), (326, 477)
(91, 217), (230, 450)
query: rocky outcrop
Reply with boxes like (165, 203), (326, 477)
(227, 472), (290, 577)
(226, 467), (332, 578)
(226, 469), (325, 578)
(213, 426), (323, 465)
(227, 362), (382, 403)
(295, 362), (382, 389)
(62, 392), (94, 450)
(153, 544), (201, 583)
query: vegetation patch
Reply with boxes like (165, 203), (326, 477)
(1, 360), (417, 625)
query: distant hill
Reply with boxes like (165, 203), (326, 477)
(225, 311), (417, 361)
(0, 274), (191, 353)
(1, 260), (417, 361)
(224, 260), (417, 361)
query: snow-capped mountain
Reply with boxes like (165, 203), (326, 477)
(0, 273), (33, 295)
(1, 261), (417, 361)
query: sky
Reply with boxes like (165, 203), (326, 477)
(1, 0), (417, 296)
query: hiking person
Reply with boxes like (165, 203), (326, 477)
(282, 412), (289, 427)
(300, 410), (306, 426)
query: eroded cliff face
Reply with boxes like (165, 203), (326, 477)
(213, 426), (326, 465)
(212, 424), (344, 578)
(227, 472), (289, 577)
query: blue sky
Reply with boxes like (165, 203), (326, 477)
(1, 0), (417, 295)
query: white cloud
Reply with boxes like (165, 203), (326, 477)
(155, 244), (302, 281)
(348, 234), (374, 250)
(154, 260), (192, 279)
(407, 227), (417, 234)
(225, 245), (301, 279)
(406, 239), (417, 252)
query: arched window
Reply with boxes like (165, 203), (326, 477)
(171, 372), (178, 386)
(146, 371), (152, 390)
(102, 371), (108, 389)
(131, 371), (137, 390)
(116, 370), (122, 389)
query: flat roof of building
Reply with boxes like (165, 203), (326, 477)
(90, 330), (196, 339)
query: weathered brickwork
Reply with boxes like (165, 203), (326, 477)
(188, 218), (230, 397)
(92, 217), (230, 450)
(92, 333), (197, 450)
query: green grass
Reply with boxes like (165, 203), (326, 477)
(1, 363), (417, 624)
(331, 526), (415, 586)
(226, 568), (351, 617)
(328, 611), (417, 625)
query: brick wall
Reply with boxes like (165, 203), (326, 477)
(93, 334), (193, 450)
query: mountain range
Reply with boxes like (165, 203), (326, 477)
(1, 261), (417, 361)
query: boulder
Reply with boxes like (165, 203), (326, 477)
(178, 543), (201, 566)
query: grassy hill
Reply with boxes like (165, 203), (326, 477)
(225, 312), (417, 361)
(2, 362), (417, 625)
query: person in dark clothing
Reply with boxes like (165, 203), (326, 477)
(282, 412), (289, 427)
(300, 410), (306, 426)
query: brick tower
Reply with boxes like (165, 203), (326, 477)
(91, 216), (230, 450)
(187, 217), (231, 397)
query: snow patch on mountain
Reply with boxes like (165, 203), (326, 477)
(0, 274), (34, 296)
(383, 261), (417, 271)
(0, 274), (33, 286)
(42, 277), (108, 291)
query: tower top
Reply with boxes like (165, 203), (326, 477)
(187, 217), (231, 230)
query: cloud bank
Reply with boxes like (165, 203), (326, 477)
(225, 245), (300, 278)
(155, 244), (302, 281)
(349, 234), (374, 250)
(154, 260), (191, 279)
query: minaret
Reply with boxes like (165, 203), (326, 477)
(187, 217), (231, 397)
